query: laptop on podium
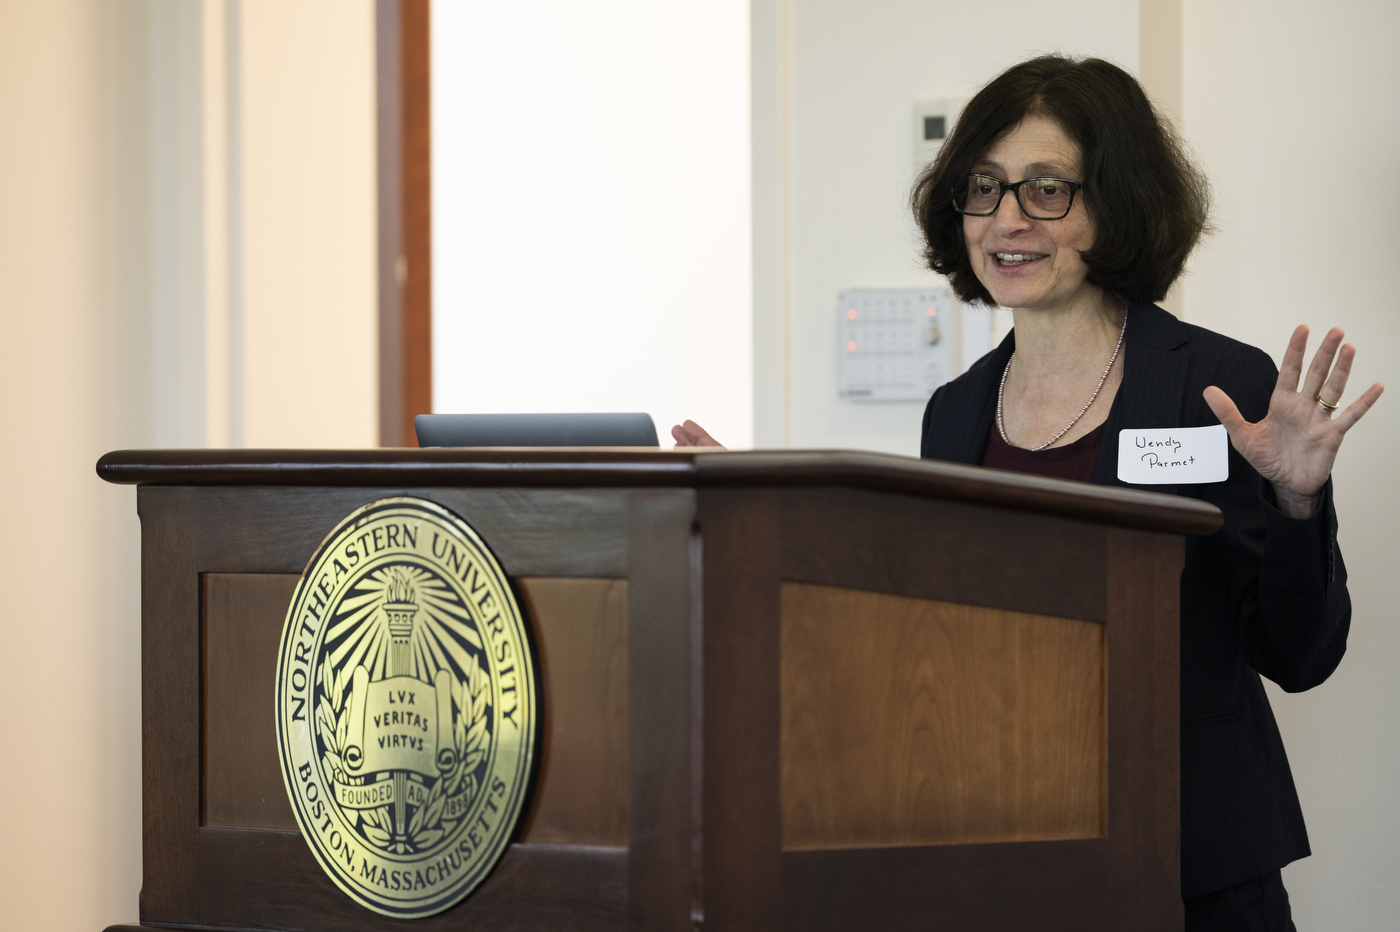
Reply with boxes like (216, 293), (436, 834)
(414, 412), (660, 448)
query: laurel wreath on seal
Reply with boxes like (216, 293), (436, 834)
(315, 653), (492, 854)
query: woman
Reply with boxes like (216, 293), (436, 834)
(675, 55), (1382, 930)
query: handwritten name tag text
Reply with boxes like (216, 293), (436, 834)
(1117, 425), (1228, 484)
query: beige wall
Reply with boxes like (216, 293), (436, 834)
(237, 0), (377, 448)
(0, 2), (151, 926)
(0, 1), (376, 927)
(1181, 1), (1400, 926)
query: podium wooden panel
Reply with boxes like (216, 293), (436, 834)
(98, 448), (1221, 932)
(779, 583), (1107, 849)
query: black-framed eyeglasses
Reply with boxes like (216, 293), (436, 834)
(953, 173), (1083, 220)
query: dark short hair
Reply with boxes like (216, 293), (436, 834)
(911, 55), (1210, 306)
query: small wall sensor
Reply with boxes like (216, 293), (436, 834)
(914, 98), (965, 170)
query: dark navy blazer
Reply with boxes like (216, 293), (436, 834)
(920, 302), (1351, 899)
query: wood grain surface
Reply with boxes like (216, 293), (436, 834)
(129, 476), (1187, 932)
(697, 491), (785, 932)
(516, 578), (629, 846)
(1108, 526), (1186, 922)
(138, 485), (663, 930)
(779, 486), (1109, 623)
(624, 490), (702, 932)
(200, 573), (630, 846)
(779, 582), (1105, 850)
(375, 0), (432, 448)
(399, 0), (432, 445)
(202, 574), (300, 829)
(96, 448), (1221, 536)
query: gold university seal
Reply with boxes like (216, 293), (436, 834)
(275, 496), (538, 918)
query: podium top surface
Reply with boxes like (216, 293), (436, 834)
(96, 447), (1222, 536)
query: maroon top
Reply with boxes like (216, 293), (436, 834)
(981, 421), (1106, 484)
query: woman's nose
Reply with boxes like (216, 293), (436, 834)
(991, 187), (1033, 232)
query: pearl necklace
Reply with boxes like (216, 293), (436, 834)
(996, 312), (1127, 452)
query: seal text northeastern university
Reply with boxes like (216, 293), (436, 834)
(274, 496), (538, 918)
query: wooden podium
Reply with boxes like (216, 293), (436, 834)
(97, 448), (1220, 932)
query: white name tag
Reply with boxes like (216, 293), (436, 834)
(1117, 425), (1229, 484)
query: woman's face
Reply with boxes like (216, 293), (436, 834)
(962, 115), (1099, 314)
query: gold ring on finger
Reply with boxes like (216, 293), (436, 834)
(1316, 394), (1340, 414)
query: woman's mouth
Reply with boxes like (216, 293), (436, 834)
(994, 252), (1046, 267)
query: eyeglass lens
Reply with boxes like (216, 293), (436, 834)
(962, 174), (1075, 219)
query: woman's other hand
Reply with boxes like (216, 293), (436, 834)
(671, 420), (726, 449)
(1204, 325), (1384, 518)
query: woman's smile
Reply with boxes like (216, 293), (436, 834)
(992, 251), (1047, 267)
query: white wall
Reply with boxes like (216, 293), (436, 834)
(431, 0), (753, 447)
(1181, 1), (1400, 926)
(751, 0), (1139, 454)
(0, 1), (377, 928)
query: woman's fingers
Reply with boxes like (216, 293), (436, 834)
(1203, 386), (1250, 435)
(671, 422), (707, 446)
(1276, 324), (1310, 393)
(1300, 327), (1344, 401)
(682, 420), (718, 446)
(1335, 382), (1386, 434)
(1318, 342), (1356, 405)
(671, 420), (723, 448)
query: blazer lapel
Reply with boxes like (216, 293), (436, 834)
(1092, 303), (1192, 490)
(939, 332), (1013, 465)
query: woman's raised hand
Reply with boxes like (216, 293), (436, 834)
(671, 420), (726, 449)
(1204, 325), (1384, 518)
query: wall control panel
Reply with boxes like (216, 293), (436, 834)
(837, 287), (956, 401)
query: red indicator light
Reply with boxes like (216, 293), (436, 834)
(847, 342), (857, 352)
(926, 307), (938, 317)
(847, 310), (857, 319)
